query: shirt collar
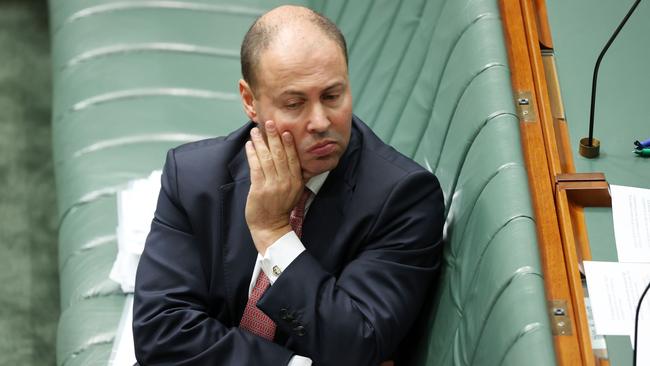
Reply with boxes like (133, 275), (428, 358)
(305, 171), (329, 195)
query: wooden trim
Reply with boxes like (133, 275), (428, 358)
(569, 203), (591, 264)
(555, 186), (597, 365)
(520, 0), (564, 180)
(541, 54), (565, 121)
(556, 173), (611, 207)
(541, 53), (575, 174)
(534, 0), (554, 49)
(503, 1), (620, 364)
(555, 173), (614, 366)
(556, 173), (610, 271)
(499, 1), (584, 364)
(555, 119), (576, 173)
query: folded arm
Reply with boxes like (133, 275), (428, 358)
(133, 149), (294, 365)
(258, 169), (444, 365)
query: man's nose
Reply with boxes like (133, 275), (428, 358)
(307, 103), (331, 133)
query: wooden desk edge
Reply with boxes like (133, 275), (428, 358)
(500, 0), (587, 364)
(500, 1), (618, 365)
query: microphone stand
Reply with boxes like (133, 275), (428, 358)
(579, 0), (642, 158)
(633, 279), (650, 366)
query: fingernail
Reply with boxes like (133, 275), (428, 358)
(266, 120), (275, 131)
(282, 133), (292, 143)
(251, 128), (260, 137)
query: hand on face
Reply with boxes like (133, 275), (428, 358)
(244, 120), (304, 255)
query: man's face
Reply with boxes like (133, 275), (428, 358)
(240, 32), (352, 181)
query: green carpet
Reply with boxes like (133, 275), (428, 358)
(0, 1), (58, 365)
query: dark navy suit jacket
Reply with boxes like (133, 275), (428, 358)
(133, 116), (444, 365)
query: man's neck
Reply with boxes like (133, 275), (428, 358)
(305, 171), (329, 196)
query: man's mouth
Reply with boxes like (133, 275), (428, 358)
(308, 140), (337, 156)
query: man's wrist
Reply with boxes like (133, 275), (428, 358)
(261, 231), (306, 284)
(250, 224), (293, 255)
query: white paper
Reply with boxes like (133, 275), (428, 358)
(584, 297), (607, 350)
(109, 295), (136, 366)
(610, 185), (650, 263)
(584, 261), (650, 354)
(110, 170), (162, 293)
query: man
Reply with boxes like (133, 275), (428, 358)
(133, 5), (444, 366)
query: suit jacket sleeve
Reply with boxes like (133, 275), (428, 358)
(133, 149), (294, 365)
(257, 169), (444, 366)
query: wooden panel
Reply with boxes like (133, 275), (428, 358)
(502, 1), (621, 365)
(499, 1), (584, 364)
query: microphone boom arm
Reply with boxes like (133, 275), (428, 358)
(587, 0), (642, 148)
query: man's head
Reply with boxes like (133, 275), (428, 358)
(238, 5), (353, 180)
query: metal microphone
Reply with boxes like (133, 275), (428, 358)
(579, 0), (642, 158)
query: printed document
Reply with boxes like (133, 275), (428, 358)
(610, 185), (650, 263)
(584, 260), (650, 354)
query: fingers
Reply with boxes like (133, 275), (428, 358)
(248, 121), (302, 187)
(264, 121), (290, 181)
(250, 126), (277, 179)
(244, 140), (264, 184)
(282, 132), (302, 181)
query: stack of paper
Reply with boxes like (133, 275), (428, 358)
(109, 295), (136, 366)
(584, 261), (650, 339)
(109, 170), (162, 293)
(584, 184), (650, 362)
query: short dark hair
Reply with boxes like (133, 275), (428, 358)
(240, 9), (348, 91)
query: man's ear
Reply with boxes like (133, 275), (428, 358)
(239, 79), (258, 123)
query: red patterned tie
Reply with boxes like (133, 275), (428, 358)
(239, 188), (312, 340)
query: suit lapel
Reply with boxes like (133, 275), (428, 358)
(301, 126), (361, 273)
(301, 178), (352, 273)
(219, 143), (257, 324)
(216, 120), (363, 323)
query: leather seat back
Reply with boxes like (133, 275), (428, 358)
(49, 0), (556, 364)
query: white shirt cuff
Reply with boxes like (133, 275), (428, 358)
(288, 355), (312, 366)
(260, 230), (305, 284)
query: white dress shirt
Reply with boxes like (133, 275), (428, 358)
(246, 172), (329, 366)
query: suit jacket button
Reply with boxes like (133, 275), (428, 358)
(280, 308), (289, 320)
(294, 325), (306, 336)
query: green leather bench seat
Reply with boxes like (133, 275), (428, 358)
(49, 0), (556, 364)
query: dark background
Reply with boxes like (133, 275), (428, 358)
(0, 0), (59, 364)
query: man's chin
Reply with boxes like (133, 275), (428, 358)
(301, 157), (340, 180)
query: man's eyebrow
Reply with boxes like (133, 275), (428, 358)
(277, 82), (346, 98)
(323, 82), (345, 92)
(278, 89), (306, 97)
